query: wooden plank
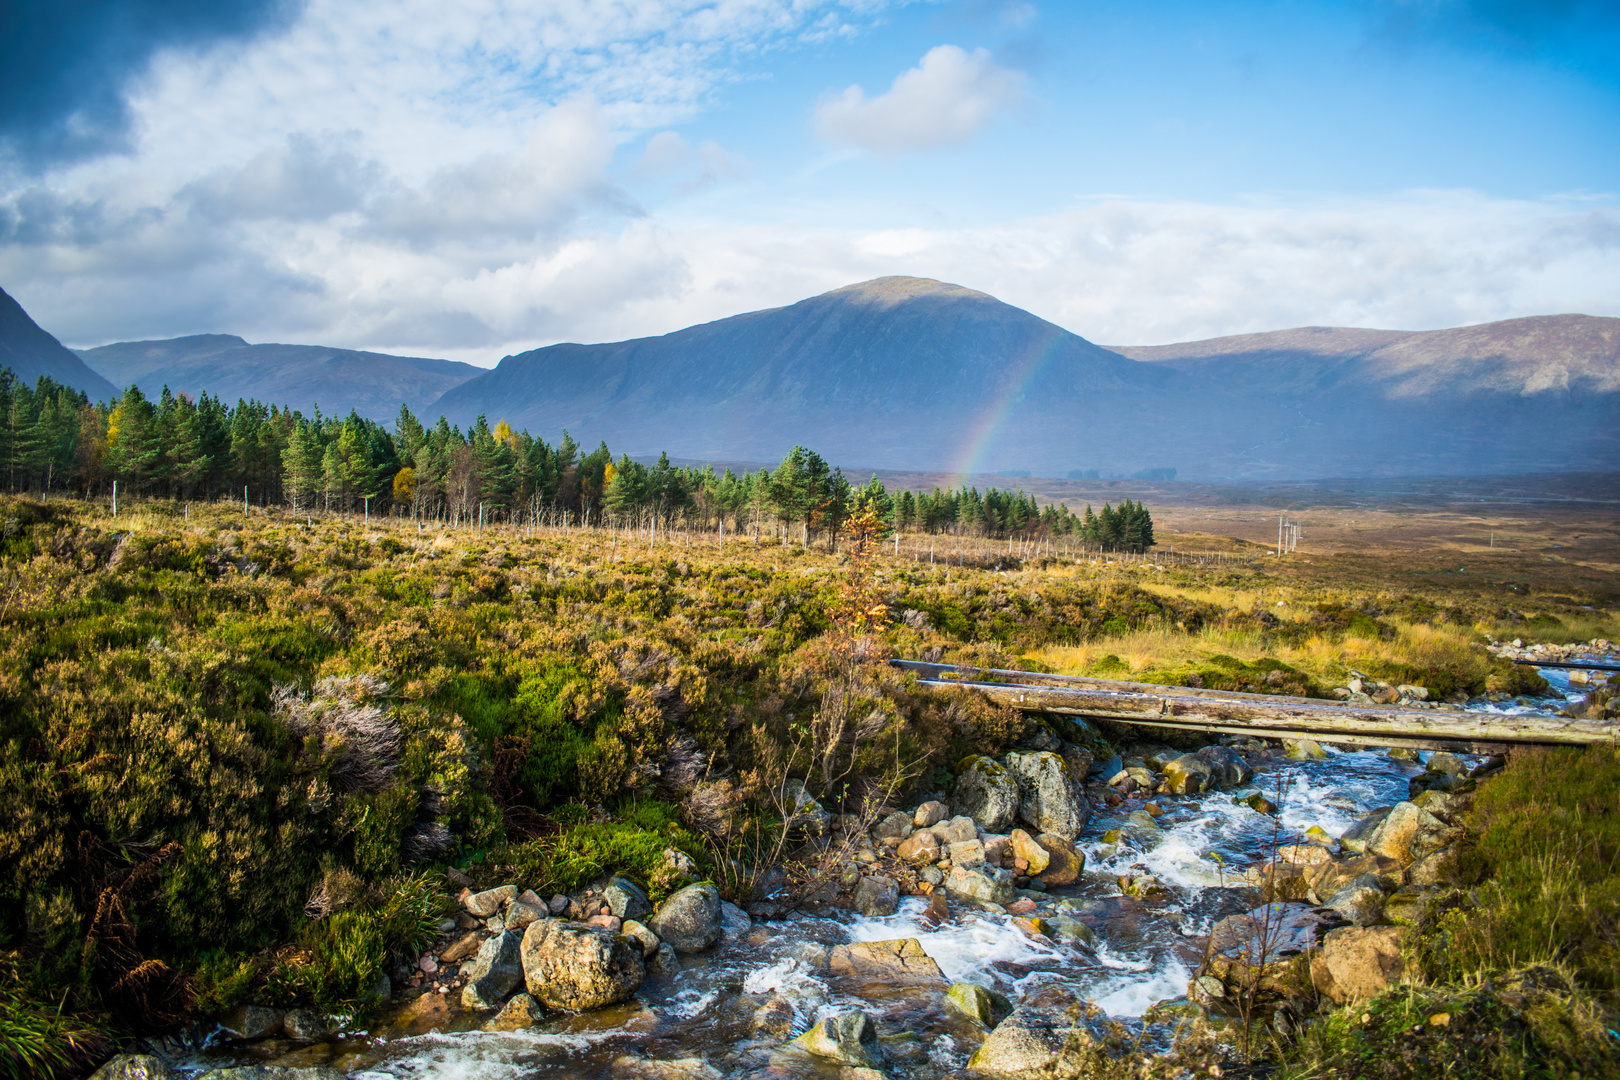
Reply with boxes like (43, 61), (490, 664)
(912, 677), (1616, 748)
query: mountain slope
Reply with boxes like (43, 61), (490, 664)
(78, 335), (481, 421)
(437, 277), (1620, 480)
(433, 276), (1264, 475)
(0, 286), (119, 400)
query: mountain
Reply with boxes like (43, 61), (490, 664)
(433, 276), (1619, 480)
(77, 334), (481, 421)
(0, 286), (119, 400)
(432, 276), (1249, 476)
(1105, 316), (1619, 479)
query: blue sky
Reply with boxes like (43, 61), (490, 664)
(1, 0), (1616, 363)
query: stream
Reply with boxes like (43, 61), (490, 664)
(175, 664), (1604, 1080)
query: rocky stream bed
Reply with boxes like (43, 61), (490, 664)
(92, 653), (1616, 1080)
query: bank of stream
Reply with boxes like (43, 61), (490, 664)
(155, 664), (1604, 1080)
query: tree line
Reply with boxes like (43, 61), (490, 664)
(0, 370), (1156, 550)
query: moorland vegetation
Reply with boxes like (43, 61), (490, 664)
(0, 366), (1616, 1079)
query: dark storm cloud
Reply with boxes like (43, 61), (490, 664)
(0, 0), (303, 171)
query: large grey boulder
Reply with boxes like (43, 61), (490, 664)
(968, 989), (1114, 1073)
(648, 883), (722, 953)
(461, 930), (525, 1009)
(1003, 751), (1089, 837)
(520, 919), (645, 1011)
(952, 756), (1022, 833)
(791, 1012), (881, 1068)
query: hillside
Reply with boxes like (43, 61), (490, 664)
(77, 334), (480, 421)
(433, 278), (1619, 481)
(432, 277), (1265, 477)
(0, 286), (119, 400)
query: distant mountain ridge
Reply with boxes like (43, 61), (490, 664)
(75, 333), (480, 421)
(0, 287), (118, 400)
(431, 277), (1617, 479)
(5, 277), (1615, 480)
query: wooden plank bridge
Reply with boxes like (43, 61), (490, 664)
(890, 660), (1616, 755)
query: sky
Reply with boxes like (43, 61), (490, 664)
(1, 0), (1617, 365)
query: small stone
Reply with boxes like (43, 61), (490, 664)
(282, 1007), (332, 1041)
(1162, 753), (1214, 794)
(944, 865), (1015, 906)
(1034, 833), (1084, 887)
(1325, 875), (1386, 926)
(1386, 747), (1419, 762)
(914, 801), (949, 828)
(587, 914), (623, 932)
(218, 1004), (284, 1041)
(752, 997), (796, 1038)
(872, 810), (913, 840)
(603, 877), (652, 921)
(418, 954), (438, 974)
(461, 930), (525, 1010)
(648, 884), (722, 953)
(934, 815), (979, 845)
(464, 885), (517, 917)
(1425, 752), (1468, 777)
(664, 847), (697, 877)
(439, 931), (482, 964)
(1009, 830), (1050, 875)
(1011, 916), (1051, 939)
(1246, 793), (1279, 815)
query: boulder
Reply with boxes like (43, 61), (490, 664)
(621, 919), (660, 958)
(461, 930), (525, 1009)
(853, 875), (899, 917)
(1407, 846), (1460, 888)
(281, 1008), (331, 1041)
(945, 865), (1015, 907)
(1365, 802), (1452, 864)
(218, 1004), (284, 1041)
(602, 877), (652, 922)
(1410, 771), (1471, 799)
(439, 931), (482, 964)
(872, 810), (913, 840)
(914, 801), (950, 828)
(1425, 751), (1469, 776)
(520, 919), (645, 1011)
(1003, 751), (1088, 838)
(952, 756), (1022, 833)
(1337, 807), (1393, 855)
(1283, 739), (1327, 760)
(945, 981), (1012, 1026)
(648, 884), (722, 953)
(483, 992), (544, 1031)
(193, 1070), (343, 1080)
(968, 989), (1114, 1073)
(610, 1056), (722, 1080)
(948, 839), (987, 867)
(464, 885), (517, 917)
(1324, 875), (1386, 926)
(935, 815), (979, 845)
(1411, 788), (1473, 823)
(1009, 830), (1050, 875)
(663, 848), (697, 878)
(897, 830), (941, 865)
(791, 1012), (881, 1068)
(1198, 903), (1344, 1012)
(783, 780), (833, 837)
(1034, 833), (1084, 887)
(504, 900), (547, 933)
(90, 1056), (172, 1080)
(719, 901), (752, 940)
(1309, 854), (1403, 898)
(752, 998), (796, 1039)
(1162, 753), (1214, 795)
(982, 833), (1012, 865)
(828, 938), (947, 991)
(1310, 925), (1407, 1004)
(1196, 745), (1254, 788)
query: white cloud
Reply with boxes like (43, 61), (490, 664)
(813, 45), (1027, 153)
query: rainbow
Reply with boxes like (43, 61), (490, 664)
(943, 324), (1073, 487)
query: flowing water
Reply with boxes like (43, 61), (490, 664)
(178, 665), (1601, 1080)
